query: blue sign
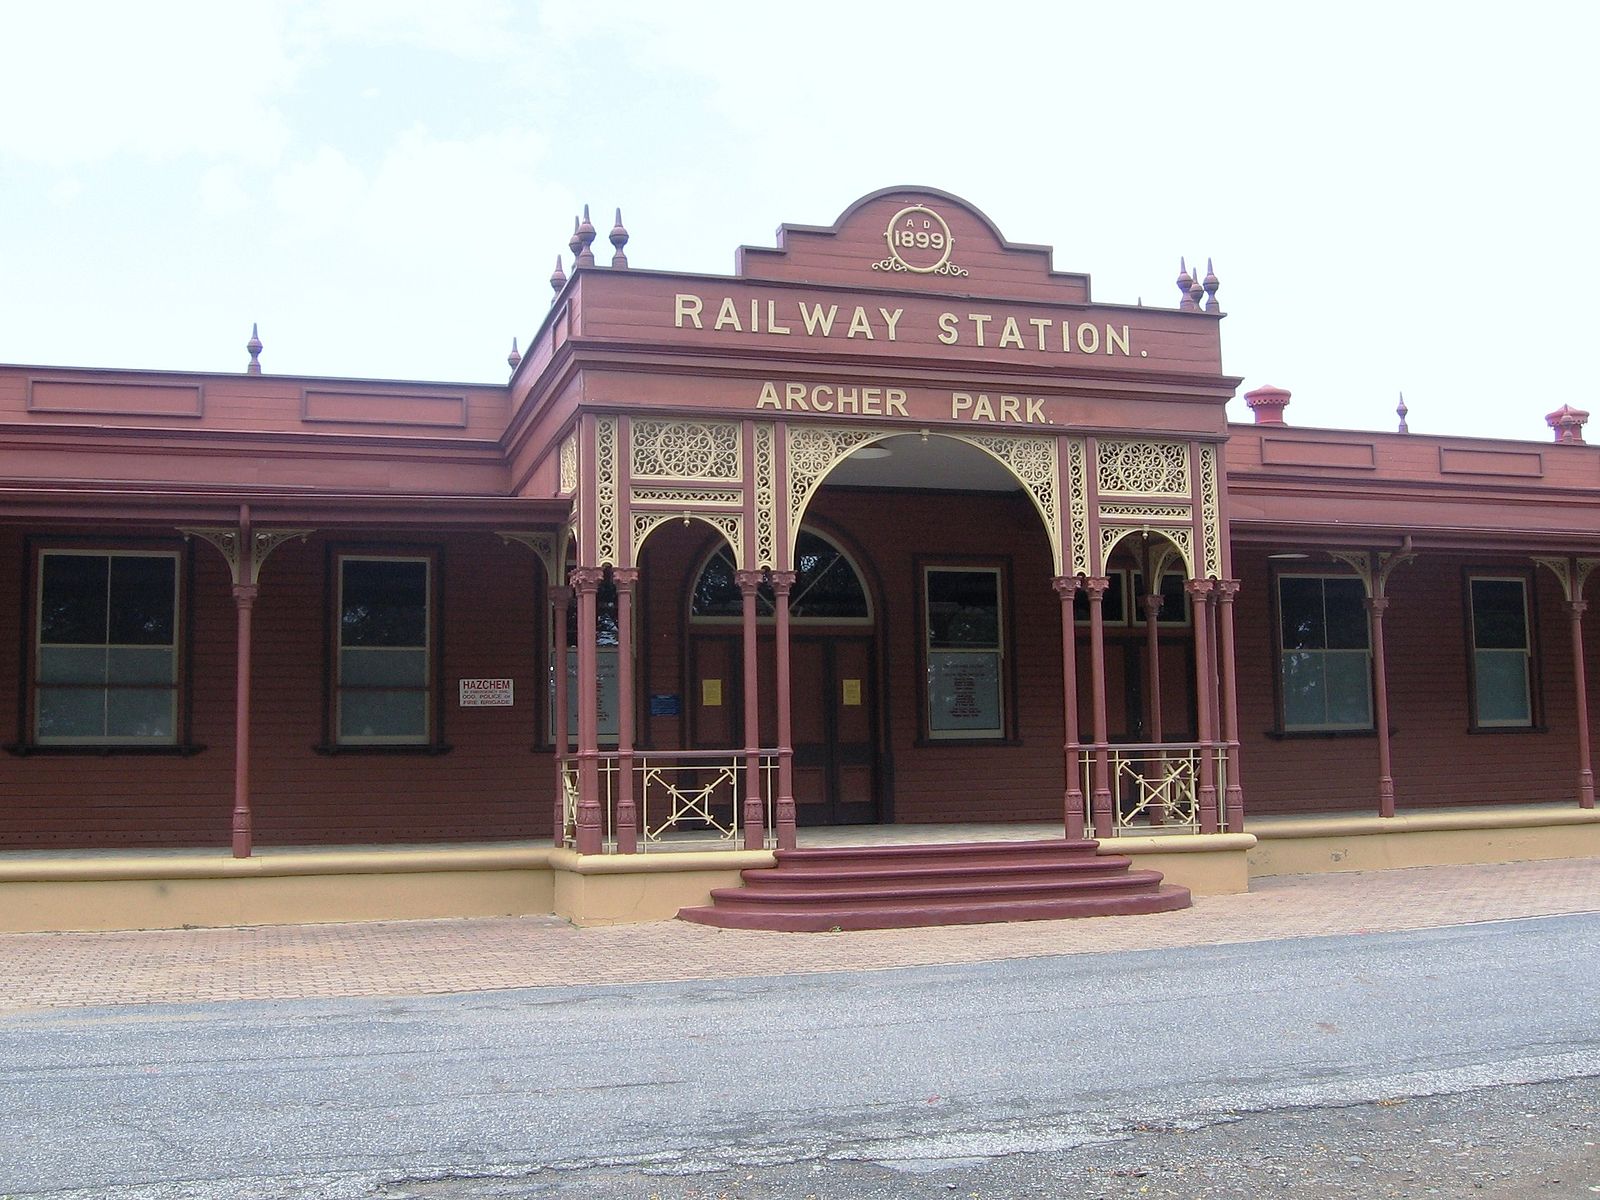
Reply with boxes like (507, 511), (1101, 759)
(649, 693), (681, 717)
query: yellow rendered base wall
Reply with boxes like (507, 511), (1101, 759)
(1247, 807), (1600, 876)
(1110, 833), (1256, 895)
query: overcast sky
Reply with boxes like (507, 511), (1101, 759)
(1, 2), (1593, 441)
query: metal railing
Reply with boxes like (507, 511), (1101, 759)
(561, 749), (778, 851)
(1081, 742), (1229, 836)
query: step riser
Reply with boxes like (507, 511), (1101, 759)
(739, 860), (1135, 887)
(679, 888), (1193, 932)
(708, 877), (1169, 910)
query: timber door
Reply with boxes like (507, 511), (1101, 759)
(791, 635), (878, 825)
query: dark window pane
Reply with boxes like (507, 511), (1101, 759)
(108, 556), (176, 645)
(1278, 576), (1326, 651)
(40, 554), (108, 644)
(927, 570), (999, 648)
(790, 532), (868, 619)
(1323, 578), (1370, 650)
(1472, 579), (1527, 650)
(342, 560), (428, 648)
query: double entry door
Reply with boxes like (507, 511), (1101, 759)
(689, 633), (878, 826)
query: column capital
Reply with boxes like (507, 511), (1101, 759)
(1185, 577), (1215, 598)
(1365, 595), (1391, 614)
(1082, 575), (1111, 599)
(768, 570), (797, 594)
(547, 584), (574, 603)
(231, 583), (260, 606)
(734, 569), (766, 595)
(1051, 575), (1081, 598)
(1214, 578), (1241, 601)
(569, 566), (606, 592)
(1141, 592), (1164, 619)
(610, 567), (640, 589)
(1569, 599), (1589, 619)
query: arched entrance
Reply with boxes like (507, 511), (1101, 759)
(689, 527), (879, 825)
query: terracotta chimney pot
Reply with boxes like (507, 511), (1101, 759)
(1546, 404), (1589, 445)
(1245, 385), (1291, 425)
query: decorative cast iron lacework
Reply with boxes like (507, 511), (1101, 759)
(754, 423), (777, 571)
(964, 433), (1061, 573)
(692, 530), (869, 620)
(1098, 502), (1193, 522)
(1101, 524), (1193, 578)
(1096, 439), (1190, 497)
(630, 487), (742, 506)
(1198, 443), (1223, 579)
(595, 417), (620, 566)
(633, 510), (744, 567)
(630, 419), (741, 480)
(559, 436), (577, 494)
(1066, 438), (1091, 577)
(786, 427), (879, 550)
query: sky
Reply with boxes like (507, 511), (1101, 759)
(1, 1), (1595, 441)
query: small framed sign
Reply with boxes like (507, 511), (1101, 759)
(459, 678), (514, 707)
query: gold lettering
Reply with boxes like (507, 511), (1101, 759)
(1106, 324), (1130, 355)
(861, 387), (882, 416)
(879, 307), (903, 341)
(675, 293), (704, 329)
(812, 384), (834, 412)
(998, 318), (1024, 349)
(1029, 317), (1051, 350)
(951, 392), (973, 418)
(714, 297), (742, 332)
(846, 307), (874, 339)
(973, 394), (996, 421)
(886, 389), (909, 417)
(766, 300), (791, 335)
(785, 382), (810, 411)
(1026, 396), (1046, 423)
(937, 312), (959, 345)
(1076, 323), (1100, 354)
(1000, 394), (1021, 422)
(968, 313), (991, 346)
(757, 382), (781, 409)
(798, 302), (838, 336)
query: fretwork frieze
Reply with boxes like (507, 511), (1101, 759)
(1096, 439), (1191, 498)
(630, 419), (742, 481)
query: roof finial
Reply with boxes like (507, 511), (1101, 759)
(550, 254), (567, 298)
(1188, 270), (1205, 310)
(610, 207), (629, 269)
(568, 217), (583, 268)
(1176, 258), (1195, 311)
(1396, 392), (1409, 434)
(576, 204), (597, 267)
(1202, 258), (1220, 312)
(507, 338), (522, 373)
(245, 323), (263, 375)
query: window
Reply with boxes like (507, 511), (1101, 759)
(690, 529), (871, 622)
(924, 566), (1005, 739)
(35, 550), (179, 744)
(1469, 576), (1533, 727)
(337, 556), (432, 744)
(1277, 575), (1372, 731)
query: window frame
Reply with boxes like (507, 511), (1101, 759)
(26, 543), (188, 750)
(1464, 570), (1539, 731)
(1272, 570), (1375, 734)
(327, 547), (445, 751)
(917, 558), (1014, 744)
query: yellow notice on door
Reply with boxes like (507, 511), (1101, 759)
(701, 678), (722, 707)
(842, 679), (862, 706)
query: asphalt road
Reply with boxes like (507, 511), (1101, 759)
(2, 913), (1598, 1199)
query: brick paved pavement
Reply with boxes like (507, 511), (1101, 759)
(1, 857), (1596, 1013)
